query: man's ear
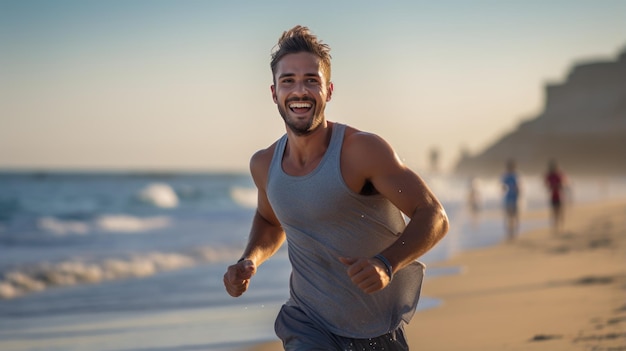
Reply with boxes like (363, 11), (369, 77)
(271, 85), (277, 103)
(326, 82), (334, 102)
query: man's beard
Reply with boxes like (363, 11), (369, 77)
(277, 100), (324, 136)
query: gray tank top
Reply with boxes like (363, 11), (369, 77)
(266, 123), (425, 338)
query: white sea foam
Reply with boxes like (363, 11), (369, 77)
(137, 182), (179, 208)
(5, 271), (46, 291)
(37, 217), (89, 236)
(230, 186), (257, 208)
(96, 215), (171, 233)
(0, 282), (19, 299)
(190, 245), (244, 262)
(0, 246), (241, 300)
(36, 215), (171, 236)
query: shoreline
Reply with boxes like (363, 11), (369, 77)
(239, 197), (626, 350)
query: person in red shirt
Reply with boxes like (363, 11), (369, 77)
(545, 160), (568, 234)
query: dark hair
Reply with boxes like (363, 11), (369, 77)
(270, 25), (332, 83)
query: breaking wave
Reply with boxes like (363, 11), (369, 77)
(136, 182), (179, 208)
(0, 245), (241, 300)
(96, 215), (171, 233)
(37, 215), (172, 235)
(230, 186), (257, 209)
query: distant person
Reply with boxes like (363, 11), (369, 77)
(429, 147), (440, 173)
(501, 160), (521, 240)
(467, 176), (481, 227)
(467, 176), (481, 214)
(545, 159), (568, 234)
(222, 26), (449, 350)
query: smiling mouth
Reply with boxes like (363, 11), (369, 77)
(289, 102), (313, 113)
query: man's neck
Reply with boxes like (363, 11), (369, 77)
(283, 121), (333, 174)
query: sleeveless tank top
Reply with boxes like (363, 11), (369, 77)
(266, 123), (425, 338)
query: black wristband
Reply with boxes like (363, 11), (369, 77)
(373, 254), (393, 281)
(237, 257), (246, 263)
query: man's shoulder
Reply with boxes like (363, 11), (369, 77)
(251, 141), (278, 168)
(249, 139), (281, 184)
(342, 125), (387, 149)
(340, 124), (401, 173)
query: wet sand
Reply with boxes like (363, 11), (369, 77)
(241, 198), (626, 350)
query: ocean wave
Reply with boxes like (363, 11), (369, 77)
(136, 182), (179, 208)
(96, 215), (170, 233)
(230, 186), (257, 209)
(37, 217), (90, 236)
(35, 215), (172, 236)
(0, 246), (242, 300)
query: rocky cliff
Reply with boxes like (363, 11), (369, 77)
(454, 47), (626, 176)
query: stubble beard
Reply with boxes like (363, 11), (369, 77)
(277, 102), (324, 136)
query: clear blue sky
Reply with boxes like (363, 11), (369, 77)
(1, 0), (625, 172)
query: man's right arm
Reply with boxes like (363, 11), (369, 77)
(223, 148), (285, 297)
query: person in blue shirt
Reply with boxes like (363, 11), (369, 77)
(501, 159), (521, 240)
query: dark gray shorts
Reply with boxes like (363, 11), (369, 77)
(275, 304), (409, 351)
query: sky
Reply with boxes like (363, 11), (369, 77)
(1, 0), (625, 173)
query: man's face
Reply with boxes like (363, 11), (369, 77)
(271, 52), (333, 136)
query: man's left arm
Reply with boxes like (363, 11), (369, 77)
(370, 152), (449, 274)
(341, 132), (449, 293)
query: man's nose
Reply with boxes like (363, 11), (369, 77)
(293, 81), (308, 96)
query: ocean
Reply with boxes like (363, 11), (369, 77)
(0, 171), (624, 351)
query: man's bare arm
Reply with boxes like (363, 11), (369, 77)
(223, 148), (285, 297)
(364, 134), (448, 271)
(341, 132), (448, 293)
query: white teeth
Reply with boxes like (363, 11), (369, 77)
(289, 102), (312, 109)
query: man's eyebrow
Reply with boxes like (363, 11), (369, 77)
(278, 73), (295, 79)
(278, 72), (321, 79)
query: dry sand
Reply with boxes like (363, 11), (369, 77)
(241, 198), (626, 351)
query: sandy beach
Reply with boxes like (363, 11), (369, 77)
(240, 197), (626, 351)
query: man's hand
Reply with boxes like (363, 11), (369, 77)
(223, 259), (256, 297)
(339, 257), (390, 294)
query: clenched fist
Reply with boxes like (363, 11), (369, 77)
(224, 259), (256, 297)
(339, 257), (391, 294)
